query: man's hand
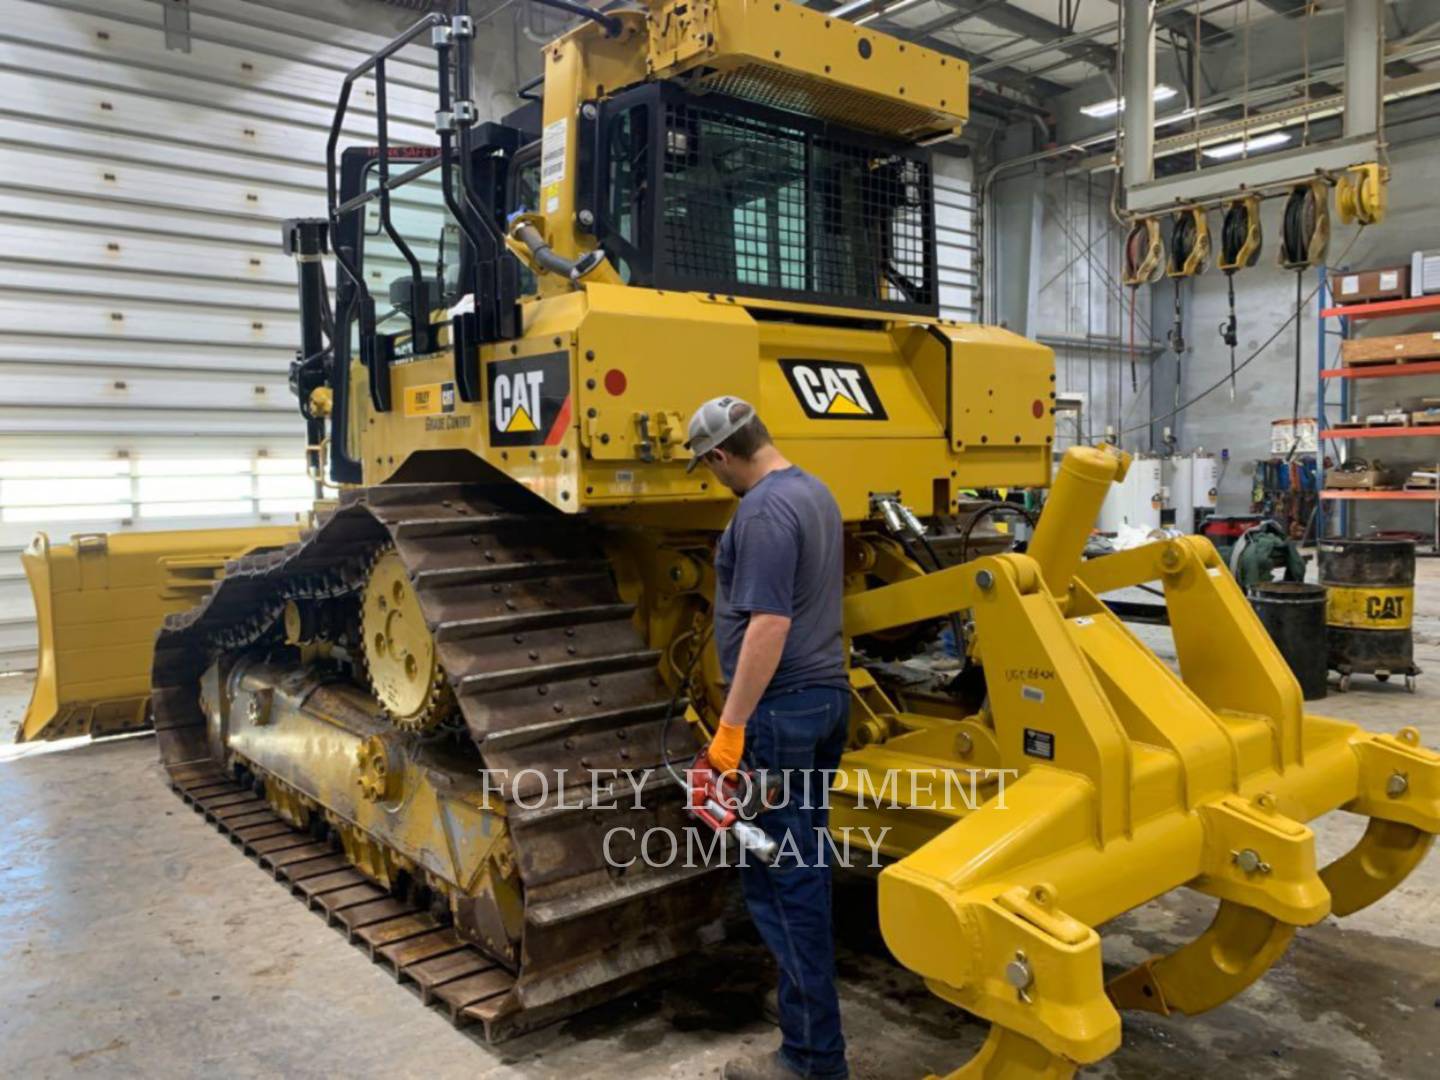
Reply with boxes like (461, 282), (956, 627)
(707, 721), (745, 774)
(708, 612), (792, 773)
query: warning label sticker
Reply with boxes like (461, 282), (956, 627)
(541, 117), (567, 214)
(1023, 728), (1055, 760)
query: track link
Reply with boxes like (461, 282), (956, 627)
(153, 484), (724, 1041)
(168, 762), (532, 1033)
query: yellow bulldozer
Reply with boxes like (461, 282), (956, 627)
(21, 2), (1439, 1076)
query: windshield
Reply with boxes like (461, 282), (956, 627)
(598, 90), (936, 315)
(358, 161), (459, 357)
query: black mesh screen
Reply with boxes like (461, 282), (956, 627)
(651, 96), (935, 314)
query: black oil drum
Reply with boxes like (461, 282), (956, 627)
(1318, 538), (1420, 691)
(1248, 582), (1329, 700)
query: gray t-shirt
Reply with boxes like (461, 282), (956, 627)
(714, 466), (847, 694)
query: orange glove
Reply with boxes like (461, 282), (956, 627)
(707, 722), (745, 774)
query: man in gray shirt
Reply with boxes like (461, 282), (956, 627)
(686, 396), (850, 1080)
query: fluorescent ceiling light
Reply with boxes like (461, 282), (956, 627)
(855, 0), (926, 26)
(1201, 131), (1292, 159)
(1080, 84), (1178, 118)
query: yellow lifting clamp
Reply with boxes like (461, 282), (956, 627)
(1336, 161), (1387, 226)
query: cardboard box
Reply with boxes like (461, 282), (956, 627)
(1340, 331), (1440, 365)
(1270, 417), (1317, 453)
(1326, 462), (1399, 489)
(1333, 265), (1410, 304)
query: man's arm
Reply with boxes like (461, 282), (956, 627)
(707, 613), (791, 772)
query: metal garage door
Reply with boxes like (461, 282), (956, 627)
(0, 0), (445, 671)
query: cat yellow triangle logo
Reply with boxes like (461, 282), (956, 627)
(505, 405), (538, 433)
(824, 391), (867, 415)
(781, 360), (887, 421)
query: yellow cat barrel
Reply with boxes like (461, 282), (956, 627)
(1320, 538), (1419, 692)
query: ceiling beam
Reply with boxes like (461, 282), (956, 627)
(817, 0), (1115, 77)
(912, 32), (1070, 103)
(1100, 0), (1231, 45)
(814, 0), (1064, 103)
(931, 0), (1118, 73)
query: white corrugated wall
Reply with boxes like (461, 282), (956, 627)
(0, 0), (525, 671)
(933, 152), (976, 323)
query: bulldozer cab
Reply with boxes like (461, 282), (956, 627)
(574, 83), (936, 312)
(294, 1), (964, 496)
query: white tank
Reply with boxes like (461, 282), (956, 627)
(1189, 452), (1219, 526)
(1165, 454), (1195, 533)
(1097, 453), (1163, 533)
(1096, 480), (1123, 533)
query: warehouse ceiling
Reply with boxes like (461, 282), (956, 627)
(357, 1), (1440, 132)
(826, 0), (1440, 119)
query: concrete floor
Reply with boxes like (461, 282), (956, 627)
(2, 611), (1439, 1078)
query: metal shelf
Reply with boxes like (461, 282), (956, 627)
(1320, 294), (1440, 320)
(1317, 269), (1440, 552)
(1320, 361), (1440, 380)
(1321, 490), (1440, 501)
(1320, 426), (1440, 439)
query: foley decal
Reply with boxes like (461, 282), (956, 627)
(403, 380), (456, 417)
(780, 360), (887, 420)
(487, 351), (572, 447)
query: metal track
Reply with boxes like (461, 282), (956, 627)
(168, 762), (535, 1034)
(153, 483), (724, 1041)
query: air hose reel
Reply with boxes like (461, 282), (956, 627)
(1217, 195), (1262, 273)
(1166, 207), (1211, 280)
(1121, 218), (1164, 394)
(1122, 218), (1164, 287)
(1164, 207), (1209, 391)
(1277, 181), (1329, 461)
(1217, 196), (1262, 400)
(1336, 162), (1387, 226)
(1278, 181), (1329, 270)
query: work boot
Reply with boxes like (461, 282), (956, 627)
(721, 1050), (804, 1080)
(722, 1048), (849, 1080)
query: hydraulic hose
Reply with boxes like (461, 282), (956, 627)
(1219, 204), (1247, 402)
(1220, 200), (1251, 266)
(511, 222), (606, 283)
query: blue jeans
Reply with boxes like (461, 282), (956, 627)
(741, 685), (850, 1080)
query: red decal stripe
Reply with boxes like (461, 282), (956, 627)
(544, 393), (573, 446)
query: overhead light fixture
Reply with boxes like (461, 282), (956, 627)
(1202, 131), (1292, 159)
(854, 0), (926, 26)
(1079, 84), (1178, 118)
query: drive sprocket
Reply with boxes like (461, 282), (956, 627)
(360, 546), (452, 731)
